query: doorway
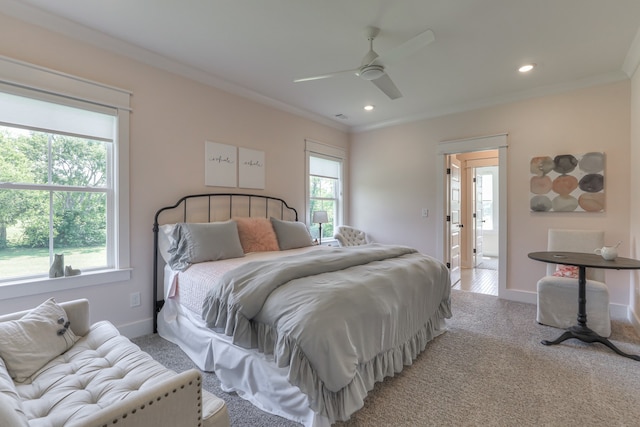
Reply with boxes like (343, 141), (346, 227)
(450, 156), (498, 295)
(436, 134), (508, 298)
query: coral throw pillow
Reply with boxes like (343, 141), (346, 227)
(553, 265), (579, 278)
(234, 217), (280, 253)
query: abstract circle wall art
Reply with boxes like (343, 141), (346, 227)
(530, 152), (605, 213)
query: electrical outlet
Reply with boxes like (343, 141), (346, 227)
(130, 292), (141, 307)
(421, 208), (429, 218)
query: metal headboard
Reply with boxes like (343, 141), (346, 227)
(152, 193), (299, 332)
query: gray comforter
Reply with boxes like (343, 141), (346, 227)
(201, 244), (451, 422)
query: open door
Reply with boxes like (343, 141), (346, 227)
(447, 155), (462, 285)
(473, 170), (484, 267)
(437, 135), (506, 298)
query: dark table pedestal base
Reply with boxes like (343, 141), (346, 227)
(542, 324), (640, 361)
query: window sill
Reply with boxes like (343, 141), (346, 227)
(0, 268), (132, 300)
(319, 239), (338, 247)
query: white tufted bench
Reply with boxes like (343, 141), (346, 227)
(0, 299), (229, 427)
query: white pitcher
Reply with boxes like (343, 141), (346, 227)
(594, 241), (621, 261)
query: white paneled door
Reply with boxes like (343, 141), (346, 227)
(448, 156), (461, 285)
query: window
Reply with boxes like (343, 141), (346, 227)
(306, 140), (345, 244)
(479, 168), (497, 231)
(0, 57), (131, 297)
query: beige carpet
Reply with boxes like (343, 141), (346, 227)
(134, 290), (640, 426)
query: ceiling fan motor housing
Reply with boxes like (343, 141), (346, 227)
(359, 64), (385, 80)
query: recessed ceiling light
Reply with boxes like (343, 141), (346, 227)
(364, 105), (375, 111)
(518, 64), (535, 73)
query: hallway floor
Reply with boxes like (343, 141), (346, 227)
(452, 257), (498, 296)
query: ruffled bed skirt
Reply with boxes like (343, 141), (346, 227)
(158, 297), (451, 426)
(288, 298), (451, 422)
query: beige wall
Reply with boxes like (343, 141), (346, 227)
(1, 10), (638, 331)
(351, 81), (632, 306)
(0, 13), (349, 334)
(631, 66), (640, 326)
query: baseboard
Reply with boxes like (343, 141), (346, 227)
(500, 289), (637, 331)
(628, 307), (640, 334)
(117, 317), (154, 339)
(115, 295), (639, 339)
(610, 303), (629, 321)
(499, 288), (537, 305)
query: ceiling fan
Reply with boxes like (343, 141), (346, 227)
(294, 26), (435, 100)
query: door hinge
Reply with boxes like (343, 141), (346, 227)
(473, 248), (477, 254)
(446, 215), (451, 222)
(473, 212), (477, 218)
(446, 262), (451, 268)
(446, 168), (451, 174)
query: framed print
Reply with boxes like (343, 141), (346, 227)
(205, 141), (237, 187)
(530, 152), (605, 212)
(238, 147), (265, 189)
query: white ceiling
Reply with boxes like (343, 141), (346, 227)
(4, 0), (640, 132)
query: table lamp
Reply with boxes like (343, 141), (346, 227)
(312, 210), (329, 244)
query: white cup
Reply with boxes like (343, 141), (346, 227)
(594, 246), (617, 261)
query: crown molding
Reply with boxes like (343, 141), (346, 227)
(623, 26), (640, 78)
(2, 0), (636, 135)
(351, 71), (629, 134)
(0, 0), (349, 133)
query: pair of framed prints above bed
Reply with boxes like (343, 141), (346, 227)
(152, 192), (452, 426)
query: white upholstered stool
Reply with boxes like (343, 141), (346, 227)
(537, 276), (610, 337)
(536, 229), (611, 337)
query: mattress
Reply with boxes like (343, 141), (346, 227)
(158, 245), (451, 425)
(163, 246), (328, 315)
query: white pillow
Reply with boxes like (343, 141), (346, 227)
(0, 298), (79, 383)
(270, 217), (313, 250)
(157, 223), (176, 262)
(168, 220), (245, 271)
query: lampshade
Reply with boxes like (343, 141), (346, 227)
(312, 211), (328, 224)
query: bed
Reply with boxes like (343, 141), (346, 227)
(152, 193), (452, 426)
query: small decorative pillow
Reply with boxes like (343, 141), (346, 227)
(234, 217), (280, 253)
(553, 265), (579, 278)
(0, 298), (79, 383)
(168, 221), (245, 271)
(270, 217), (313, 250)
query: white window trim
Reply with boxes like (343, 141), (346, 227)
(0, 55), (132, 298)
(305, 139), (346, 243)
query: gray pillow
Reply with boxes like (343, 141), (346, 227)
(270, 217), (313, 250)
(168, 221), (244, 271)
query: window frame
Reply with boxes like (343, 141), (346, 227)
(0, 55), (131, 299)
(305, 139), (346, 245)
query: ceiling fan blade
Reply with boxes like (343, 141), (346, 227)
(293, 68), (359, 83)
(374, 29), (435, 65)
(371, 73), (402, 100)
